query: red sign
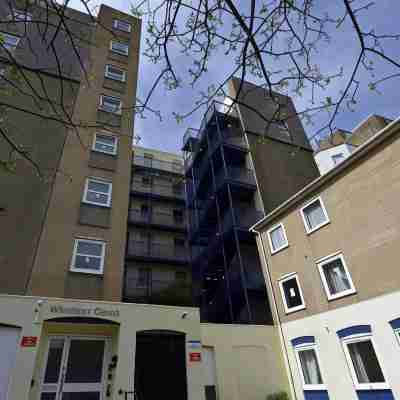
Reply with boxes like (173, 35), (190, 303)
(189, 352), (201, 362)
(21, 336), (38, 347)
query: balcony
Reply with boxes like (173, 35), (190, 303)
(215, 166), (257, 191)
(131, 178), (185, 202)
(124, 278), (193, 307)
(133, 155), (184, 175)
(126, 240), (189, 264)
(128, 209), (186, 232)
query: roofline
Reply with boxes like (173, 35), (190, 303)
(250, 116), (400, 232)
(314, 142), (358, 155)
(350, 113), (392, 135)
(132, 145), (183, 159)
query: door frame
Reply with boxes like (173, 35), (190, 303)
(39, 335), (111, 400)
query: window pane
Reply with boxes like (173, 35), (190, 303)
(77, 241), (103, 256)
(62, 393), (100, 400)
(96, 134), (115, 146)
(304, 201), (326, 230)
(74, 255), (102, 271)
(65, 340), (105, 383)
(322, 258), (351, 295)
(347, 340), (385, 383)
(41, 394), (57, 400)
(298, 349), (323, 385)
(44, 339), (65, 383)
(282, 278), (303, 309)
(88, 180), (110, 193)
(270, 226), (286, 250)
(86, 192), (108, 204)
(137, 268), (150, 287)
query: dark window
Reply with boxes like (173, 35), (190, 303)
(173, 209), (184, 222)
(176, 271), (186, 282)
(137, 268), (151, 288)
(281, 276), (304, 311)
(174, 238), (185, 247)
(142, 176), (152, 186)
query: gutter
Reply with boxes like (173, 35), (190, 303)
(251, 228), (298, 400)
(250, 116), (400, 232)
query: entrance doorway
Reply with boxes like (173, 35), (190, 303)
(39, 336), (110, 400)
(134, 331), (188, 400)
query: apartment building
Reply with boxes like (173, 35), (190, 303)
(124, 146), (192, 306)
(252, 119), (400, 400)
(314, 114), (392, 174)
(0, 3), (205, 400)
(183, 78), (319, 325)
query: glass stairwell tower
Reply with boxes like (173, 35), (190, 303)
(183, 79), (320, 324)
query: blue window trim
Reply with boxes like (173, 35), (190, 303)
(337, 325), (371, 339)
(291, 336), (315, 347)
(389, 318), (400, 330)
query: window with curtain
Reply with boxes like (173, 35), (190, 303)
(267, 223), (288, 253)
(301, 197), (329, 233)
(295, 346), (325, 389)
(344, 338), (387, 389)
(318, 254), (356, 300)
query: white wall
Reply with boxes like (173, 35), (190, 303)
(281, 290), (400, 400)
(314, 144), (355, 174)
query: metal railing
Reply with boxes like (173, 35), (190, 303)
(133, 155), (184, 174)
(131, 179), (185, 200)
(216, 166), (257, 188)
(128, 209), (186, 229)
(126, 240), (189, 262)
(124, 278), (193, 306)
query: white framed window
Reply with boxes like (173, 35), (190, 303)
(1, 33), (20, 52)
(342, 335), (389, 390)
(110, 40), (129, 56)
(92, 133), (118, 155)
(317, 253), (356, 300)
(294, 344), (325, 390)
(300, 196), (330, 234)
(113, 19), (131, 33)
(267, 223), (288, 254)
(99, 94), (122, 114)
(83, 177), (112, 207)
(332, 153), (345, 165)
(278, 273), (306, 314)
(71, 238), (106, 274)
(105, 64), (126, 82)
(9, 10), (32, 21)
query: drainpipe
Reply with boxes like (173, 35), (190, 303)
(250, 227), (298, 400)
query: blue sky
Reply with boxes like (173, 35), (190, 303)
(68, 0), (400, 154)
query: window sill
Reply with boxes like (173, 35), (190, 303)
(303, 386), (327, 391)
(91, 149), (117, 157)
(82, 200), (111, 208)
(305, 220), (330, 235)
(69, 268), (103, 276)
(98, 107), (122, 115)
(355, 384), (391, 391)
(285, 304), (306, 315)
(326, 289), (357, 301)
(270, 243), (289, 255)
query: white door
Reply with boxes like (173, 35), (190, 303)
(0, 326), (21, 400)
(40, 337), (109, 400)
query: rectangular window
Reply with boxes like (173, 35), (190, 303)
(278, 274), (306, 314)
(295, 345), (325, 390)
(92, 133), (118, 155)
(110, 40), (129, 56)
(113, 19), (131, 33)
(142, 176), (152, 186)
(83, 177), (112, 207)
(173, 209), (184, 222)
(267, 223), (288, 254)
(71, 238), (105, 274)
(99, 95), (122, 114)
(105, 64), (126, 82)
(1, 33), (20, 52)
(342, 337), (388, 390)
(300, 196), (330, 234)
(174, 238), (185, 247)
(143, 153), (153, 167)
(317, 253), (356, 300)
(332, 153), (345, 165)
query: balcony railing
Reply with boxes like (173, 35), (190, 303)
(131, 179), (185, 201)
(124, 279), (193, 306)
(133, 155), (184, 175)
(216, 166), (257, 189)
(128, 209), (186, 230)
(126, 240), (189, 263)
(222, 208), (265, 232)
